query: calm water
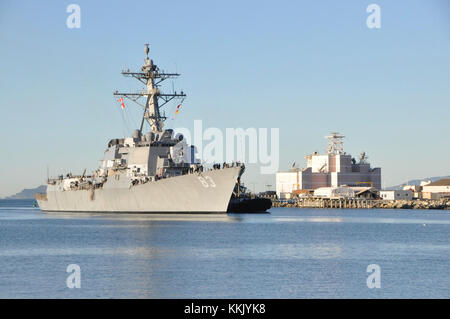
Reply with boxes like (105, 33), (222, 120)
(0, 199), (449, 298)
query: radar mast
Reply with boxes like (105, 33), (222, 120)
(114, 44), (186, 133)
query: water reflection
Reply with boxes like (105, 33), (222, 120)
(42, 212), (244, 223)
(179, 243), (343, 260)
(0, 246), (175, 257)
(274, 217), (344, 223)
(273, 216), (450, 225)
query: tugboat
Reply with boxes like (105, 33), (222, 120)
(227, 178), (272, 213)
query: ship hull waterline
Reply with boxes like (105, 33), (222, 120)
(36, 167), (241, 214)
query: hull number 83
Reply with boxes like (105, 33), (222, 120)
(198, 176), (216, 188)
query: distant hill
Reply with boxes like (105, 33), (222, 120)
(386, 175), (450, 190)
(4, 185), (46, 200)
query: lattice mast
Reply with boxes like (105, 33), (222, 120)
(325, 132), (345, 155)
(113, 44), (186, 133)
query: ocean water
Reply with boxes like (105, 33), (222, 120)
(0, 199), (449, 299)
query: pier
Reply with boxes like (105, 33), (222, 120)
(272, 197), (450, 210)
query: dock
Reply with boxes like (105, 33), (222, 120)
(272, 197), (450, 210)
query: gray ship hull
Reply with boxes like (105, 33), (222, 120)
(36, 167), (241, 213)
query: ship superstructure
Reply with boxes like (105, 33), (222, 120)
(36, 45), (244, 213)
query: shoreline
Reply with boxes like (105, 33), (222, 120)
(272, 198), (450, 210)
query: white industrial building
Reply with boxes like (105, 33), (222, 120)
(422, 179), (450, 194)
(421, 179), (450, 199)
(379, 190), (413, 201)
(276, 133), (381, 198)
(314, 186), (355, 199)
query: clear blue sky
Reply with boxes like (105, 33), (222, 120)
(0, 0), (449, 196)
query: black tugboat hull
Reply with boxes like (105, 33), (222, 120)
(227, 197), (272, 213)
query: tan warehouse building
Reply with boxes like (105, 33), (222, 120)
(421, 178), (450, 199)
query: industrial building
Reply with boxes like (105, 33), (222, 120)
(276, 132), (381, 199)
(400, 178), (450, 200)
(379, 190), (413, 201)
(422, 178), (450, 193)
(313, 186), (355, 199)
(421, 178), (450, 200)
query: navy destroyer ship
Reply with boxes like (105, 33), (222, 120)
(35, 44), (244, 213)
